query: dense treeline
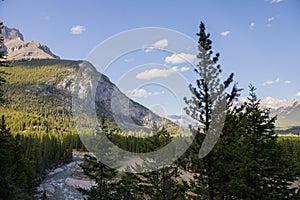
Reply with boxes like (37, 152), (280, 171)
(279, 136), (300, 175)
(80, 125), (189, 200)
(276, 127), (300, 136)
(80, 118), (300, 200)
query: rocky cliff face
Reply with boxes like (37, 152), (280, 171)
(1, 25), (59, 60)
(2, 26), (24, 40)
(69, 61), (164, 131)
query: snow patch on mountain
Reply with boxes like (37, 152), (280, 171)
(235, 96), (300, 127)
(167, 114), (201, 127)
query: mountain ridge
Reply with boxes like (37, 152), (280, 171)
(3, 59), (169, 132)
(1, 25), (59, 60)
(235, 96), (300, 127)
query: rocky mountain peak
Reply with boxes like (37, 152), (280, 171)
(3, 26), (24, 41)
(260, 97), (298, 110)
(234, 96), (300, 127)
(1, 24), (59, 60)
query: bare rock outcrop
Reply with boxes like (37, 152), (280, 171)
(1, 25), (59, 60)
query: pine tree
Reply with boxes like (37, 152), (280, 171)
(135, 126), (188, 200)
(224, 86), (299, 199)
(140, 164), (186, 200)
(79, 154), (121, 200)
(117, 169), (143, 200)
(11, 134), (38, 197)
(0, 115), (13, 198)
(183, 21), (235, 199)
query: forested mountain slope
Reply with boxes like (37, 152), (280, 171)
(0, 58), (171, 198)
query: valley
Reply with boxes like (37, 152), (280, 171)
(0, 16), (299, 199)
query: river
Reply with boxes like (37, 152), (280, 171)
(38, 153), (86, 200)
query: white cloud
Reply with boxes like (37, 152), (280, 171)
(70, 25), (85, 34)
(268, 17), (275, 22)
(180, 66), (190, 72)
(266, 17), (275, 27)
(153, 39), (168, 48)
(145, 39), (168, 52)
(263, 78), (282, 86)
(284, 80), (291, 84)
(262, 80), (274, 86)
(136, 67), (178, 80)
(296, 92), (300, 97)
(250, 22), (255, 28)
(271, 0), (284, 3)
(165, 53), (197, 64)
(127, 88), (164, 98)
(220, 31), (230, 37)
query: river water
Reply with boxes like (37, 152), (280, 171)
(39, 156), (86, 200)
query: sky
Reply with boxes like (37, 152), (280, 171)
(1, 0), (300, 115)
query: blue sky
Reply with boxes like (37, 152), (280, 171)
(1, 0), (300, 115)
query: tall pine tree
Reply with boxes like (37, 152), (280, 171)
(183, 21), (236, 199)
(222, 86), (299, 199)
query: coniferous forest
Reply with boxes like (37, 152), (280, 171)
(0, 20), (299, 199)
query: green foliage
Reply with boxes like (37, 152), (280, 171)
(214, 86), (299, 199)
(278, 136), (300, 176)
(80, 124), (188, 200)
(140, 165), (187, 200)
(0, 115), (13, 198)
(80, 154), (121, 200)
(4, 62), (74, 85)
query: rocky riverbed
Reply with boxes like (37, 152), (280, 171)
(37, 151), (95, 200)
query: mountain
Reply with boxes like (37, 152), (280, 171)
(1, 25), (59, 60)
(168, 96), (300, 129)
(0, 24), (172, 135)
(235, 97), (300, 128)
(167, 114), (201, 128)
(1, 59), (168, 133)
(75, 61), (168, 131)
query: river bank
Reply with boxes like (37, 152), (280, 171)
(37, 151), (94, 200)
